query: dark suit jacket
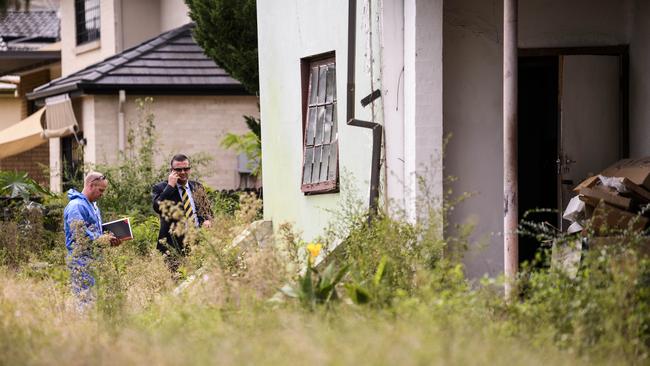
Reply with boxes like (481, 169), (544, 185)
(152, 180), (212, 255)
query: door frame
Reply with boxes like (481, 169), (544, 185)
(518, 45), (629, 230)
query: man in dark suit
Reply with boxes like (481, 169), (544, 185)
(152, 154), (212, 264)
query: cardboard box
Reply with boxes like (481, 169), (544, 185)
(601, 157), (650, 191)
(579, 186), (632, 211)
(621, 177), (650, 203)
(573, 175), (599, 193)
(590, 201), (649, 235)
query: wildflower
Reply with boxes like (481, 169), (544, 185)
(306, 243), (322, 264)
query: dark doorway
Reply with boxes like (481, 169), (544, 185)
(518, 56), (559, 265)
(61, 133), (84, 191)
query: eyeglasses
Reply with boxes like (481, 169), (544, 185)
(172, 167), (191, 172)
(90, 175), (106, 183)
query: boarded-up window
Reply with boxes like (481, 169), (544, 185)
(301, 56), (338, 193)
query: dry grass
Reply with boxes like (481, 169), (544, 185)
(0, 238), (618, 366)
(1, 266), (593, 366)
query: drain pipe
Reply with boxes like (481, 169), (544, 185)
(503, 0), (519, 300)
(118, 90), (126, 151)
(347, 0), (383, 220)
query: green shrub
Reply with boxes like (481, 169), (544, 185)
(0, 204), (63, 268)
(129, 215), (160, 256)
(510, 242), (650, 362)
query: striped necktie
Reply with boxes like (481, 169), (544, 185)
(179, 185), (196, 222)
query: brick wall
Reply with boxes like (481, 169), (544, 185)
(0, 142), (49, 185)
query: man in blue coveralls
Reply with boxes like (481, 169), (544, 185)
(63, 171), (121, 307)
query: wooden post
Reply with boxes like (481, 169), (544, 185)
(503, 0), (518, 299)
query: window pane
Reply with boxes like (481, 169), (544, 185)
(323, 104), (333, 143)
(319, 144), (331, 181)
(326, 64), (336, 103)
(309, 66), (319, 105)
(305, 106), (317, 146)
(302, 147), (314, 184)
(312, 146), (323, 182)
(327, 141), (338, 181)
(315, 106), (325, 145)
(317, 65), (327, 104)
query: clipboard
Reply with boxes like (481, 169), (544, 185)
(101, 217), (133, 241)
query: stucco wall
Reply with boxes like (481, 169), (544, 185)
(443, 0), (633, 278)
(91, 95), (257, 189)
(258, 0), (379, 241)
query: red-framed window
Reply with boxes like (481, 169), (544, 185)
(301, 54), (338, 194)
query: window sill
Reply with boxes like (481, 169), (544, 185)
(75, 40), (101, 55)
(302, 180), (339, 195)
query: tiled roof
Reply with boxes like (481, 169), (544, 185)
(29, 23), (246, 100)
(0, 11), (59, 40)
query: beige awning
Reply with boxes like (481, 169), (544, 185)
(0, 107), (46, 159)
(42, 94), (78, 138)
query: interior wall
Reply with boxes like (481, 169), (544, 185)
(630, 0), (650, 158)
(443, 0), (632, 278)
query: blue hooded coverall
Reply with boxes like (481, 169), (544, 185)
(63, 189), (103, 299)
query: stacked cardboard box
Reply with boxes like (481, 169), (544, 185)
(564, 157), (650, 235)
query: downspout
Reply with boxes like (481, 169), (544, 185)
(503, 0), (518, 299)
(347, 0), (383, 220)
(118, 90), (126, 151)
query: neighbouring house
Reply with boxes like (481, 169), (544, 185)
(257, 0), (650, 278)
(21, 0), (258, 191)
(0, 5), (61, 185)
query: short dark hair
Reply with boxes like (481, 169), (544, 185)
(170, 154), (190, 167)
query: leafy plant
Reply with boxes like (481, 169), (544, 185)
(345, 255), (390, 305)
(129, 215), (160, 256)
(281, 243), (348, 309)
(0, 171), (51, 201)
(221, 117), (261, 177)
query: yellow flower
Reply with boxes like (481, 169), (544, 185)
(306, 243), (323, 263)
